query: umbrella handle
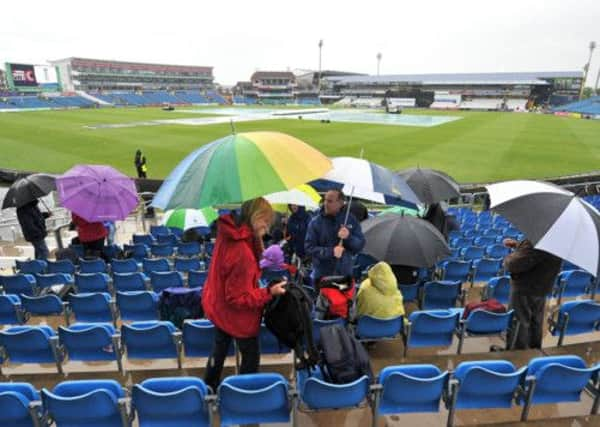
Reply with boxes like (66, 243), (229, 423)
(39, 198), (51, 214)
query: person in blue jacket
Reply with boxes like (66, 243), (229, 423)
(286, 204), (311, 259)
(305, 189), (365, 284)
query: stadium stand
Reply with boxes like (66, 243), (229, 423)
(553, 96), (600, 116)
(460, 98), (503, 110)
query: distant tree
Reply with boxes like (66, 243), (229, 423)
(582, 87), (594, 99)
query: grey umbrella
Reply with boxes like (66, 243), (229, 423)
(362, 213), (451, 267)
(2, 173), (56, 209)
(397, 167), (460, 204)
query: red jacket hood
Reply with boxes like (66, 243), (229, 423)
(218, 214), (262, 260)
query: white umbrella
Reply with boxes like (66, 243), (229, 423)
(486, 180), (600, 277)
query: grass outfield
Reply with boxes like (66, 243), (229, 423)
(0, 107), (599, 183)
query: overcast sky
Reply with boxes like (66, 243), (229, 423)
(2, 0), (599, 86)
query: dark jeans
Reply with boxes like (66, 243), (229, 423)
(31, 239), (49, 260)
(509, 291), (546, 349)
(204, 327), (260, 392)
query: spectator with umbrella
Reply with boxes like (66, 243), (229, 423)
(2, 173), (57, 260)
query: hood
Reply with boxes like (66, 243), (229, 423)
(260, 244), (285, 269)
(218, 213), (253, 242)
(366, 262), (398, 295)
(289, 205), (308, 216)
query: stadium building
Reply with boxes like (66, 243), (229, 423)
(49, 57), (214, 92)
(325, 71), (584, 109)
(0, 69), (7, 91)
(234, 71), (297, 105)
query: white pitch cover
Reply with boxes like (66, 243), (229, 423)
(324, 157), (374, 192)
(535, 198), (599, 276)
(487, 180), (571, 208)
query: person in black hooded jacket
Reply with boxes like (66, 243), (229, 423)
(16, 200), (51, 260)
(286, 204), (311, 259)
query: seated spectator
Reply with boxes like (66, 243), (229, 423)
(260, 244), (297, 278)
(71, 213), (107, 258)
(357, 262), (405, 318)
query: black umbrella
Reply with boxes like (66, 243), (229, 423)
(362, 213), (451, 268)
(397, 167), (460, 204)
(2, 173), (56, 209)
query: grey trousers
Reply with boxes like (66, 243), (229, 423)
(508, 291), (546, 350)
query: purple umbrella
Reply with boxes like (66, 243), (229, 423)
(57, 165), (139, 222)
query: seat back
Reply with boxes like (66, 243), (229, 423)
(79, 258), (107, 274)
(150, 244), (175, 258)
(116, 291), (159, 321)
(183, 319), (234, 357)
(174, 257), (202, 273)
(0, 294), (23, 324)
(123, 244), (148, 261)
(34, 273), (73, 289)
(377, 364), (448, 414)
(188, 270), (208, 288)
(561, 270), (594, 297)
(0, 326), (57, 363)
(150, 271), (183, 293)
(442, 261), (471, 283)
(454, 360), (524, 409)
(42, 380), (125, 427)
(21, 294), (64, 316)
(464, 310), (513, 334)
(69, 293), (113, 323)
(297, 366), (369, 410)
(133, 234), (155, 246)
(219, 373), (290, 426)
(47, 260), (76, 275)
(75, 273), (110, 293)
(122, 321), (178, 359)
(0, 382), (41, 427)
(15, 260), (47, 274)
(132, 377), (210, 427)
(113, 272), (147, 292)
(486, 276), (511, 304)
(59, 323), (116, 361)
(0, 274), (36, 296)
(408, 310), (459, 348)
(472, 258), (503, 282)
(142, 258), (170, 274)
(356, 315), (403, 340)
(110, 259), (138, 274)
(422, 281), (461, 310)
(176, 242), (201, 257)
(556, 300), (600, 335)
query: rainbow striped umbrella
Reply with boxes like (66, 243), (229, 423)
(152, 132), (332, 209)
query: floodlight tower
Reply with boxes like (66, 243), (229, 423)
(377, 52), (382, 76)
(318, 39), (323, 93)
(579, 41), (596, 100)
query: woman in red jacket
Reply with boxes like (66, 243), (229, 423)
(202, 198), (286, 391)
(71, 213), (108, 257)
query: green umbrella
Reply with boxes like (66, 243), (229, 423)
(162, 207), (218, 230)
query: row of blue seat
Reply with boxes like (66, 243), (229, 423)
(3, 354), (600, 427)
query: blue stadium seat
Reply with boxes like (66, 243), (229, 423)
(404, 310), (460, 356)
(150, 271), (184, 293)
(421, 281), (463, 310)
(218, 373), (291, 426)
(471, 258), (503, 283)
(42, 380), (129, 427)
(124, 244), (149, 262)
(20, 294), (68, 323)
(549, 299), (600, 346)
(121, 321), (182, 368)
(110, 258), (139, 274)
(150, 244), (175, 258)
(150, 225), (170, 238)
(46, 259), (76, 275)
(440, 260), (471, 283)
(58, 323), (122, 372)
(133, 234), (156, 246)
(485, 276), (511, 304)
(460, 246), (485, 262)
(0, 382), (43, 427)
(157, 234), (179, 246)
(132, 377), (211, 427)
(79, 258), (108, 274)
(34, 273), (74, 289)
(296, 366), (370, 410)
(177, 242), (202, 257)
(456, 309), (515, 354)
(69, 292), (115, 324)
(0, 274), (37, 296)
(143, 258), (171, 274)
(113, 272), (148, 292)
(373, 364), (448, 420)
(15, 260), (47, 275)
(188, 270), (208, 288)
(174, 257), (202, 274)
(486, 244), (510, 259)
(183, 319), (234, 357)
(0, 325), (63, 373)
(553, 270), (595, 303)
(0, 294), (25, 325)
(355, 315), (403, 341)
(398, 283), (420, 304)
(259, 324), (290, 355)
(75, 272), (112, 293)
(473, 236), (497, 247)
(519, 355), (600, 420)
(116, 291), (159, 322)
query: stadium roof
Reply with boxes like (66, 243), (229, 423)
(327, 71), (583, 86)
(251, 71), (296, 80)
(49, 57), (213, 73)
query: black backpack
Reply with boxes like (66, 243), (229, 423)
(319, 324), (373, 384)
(263, 283), (320, 370)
